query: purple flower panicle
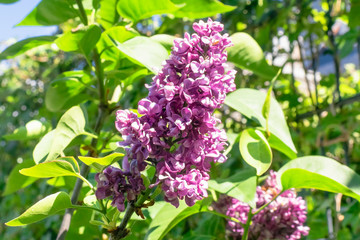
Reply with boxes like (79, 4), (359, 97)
(213, 171), (310, 240)
(96, 18), (236, 210)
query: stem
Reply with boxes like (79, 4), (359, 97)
(75, 0), (88, 25)
(297, 38), (316, 108)
(110, 174), (158, 240)
(241, 207), (253, 240)
(72, 205), (105, 215)
(295, 92), (360, 121)
(209, 211), (245, 228)
(326, 0), (341, 103)
(253, 191), (282, 215)
(57, 26), (108, 240)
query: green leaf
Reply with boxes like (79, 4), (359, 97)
(55, 25), (101, 57)
(116, 0), (181, 23)
(3, 160), (38, 196)
(97, 26), (139, 61)
(225, 88), (297, 159)
(0, 0), (19, 4)
(349, 0), (360, 29)
(98, 0), (119, 29)
(150, 34), (176, 51)
(262, 69), (281, 136)
(114, 36), (169, 74)
(45, 106), (87, 162)
(277, 156), (360, 201)
(3, 120), (51, 141)
(20, 158), (80, 178)
(228, 32), (278, 79)
(0, 36), (56, 60)
(78, 152), (124, 171)
(45, 71), (92, 112)
(208, 168), (257, 208)
(33, 130), (56, 164)
(17, 0), (78, 26)
(224, 132), (240, 155)
(32, 107), (87, 164)
(6, 192), (72, 226)
(145, 201), (208, 240)
(239, 129), (272, 176)
(172, 0), (236, 19)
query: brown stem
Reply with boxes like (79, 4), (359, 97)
(297, 38), (315, 108)
(56, 50), (108, 240)
(110, 174), (157, 240)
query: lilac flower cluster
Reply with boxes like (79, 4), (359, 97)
(213, 171), (310, 240)
(97, 18), (236, 210)
(95, 163), (145, 211)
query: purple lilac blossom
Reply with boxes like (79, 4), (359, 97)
(96, 18), (236, 210)
(95, 164), (145, 212)
(213, 171), (310, 240)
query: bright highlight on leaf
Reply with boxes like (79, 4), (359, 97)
(20, 158), (80, 178)
(239, 129), (272, 176)
(3, 120), (51, 141)
(225, 88), (297, 159)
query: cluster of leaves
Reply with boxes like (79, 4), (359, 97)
(1, 0), (360, 239)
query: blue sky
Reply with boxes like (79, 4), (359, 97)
(0, 0), (57, 42)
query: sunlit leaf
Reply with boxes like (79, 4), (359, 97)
(45, 71), (92, 112)
(228, 32), (278, 79)
(114, 36), (168, 73)
(55, 25), (101, 57)
(208, 168), (257, 208)
(239, 129), (272, 176)
(98, 0), (119, 29)
(3, 120), (51, 141)
(172, 0), (236, 19)
(97, 26), (139, 61)
(278, 156), (360, 201)
(78, 152), (124, 171)
(225, 88), (297, 159)
(33, 130), (56, 164)
(20, 158), (80, 178)
(145, 201), (208, 240)
(0, 36), (56, 60)
(32, 107), (87, 164)
(150, 34), (176, 51)
(45, 106), (87, 162)
(117, 0), (181, 23)
(17, 0), (78, 26)
(6, 192), (72, 226)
